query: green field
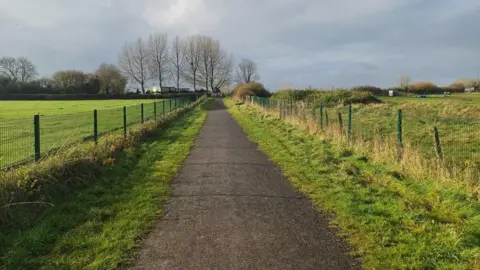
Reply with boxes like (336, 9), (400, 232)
(0, 99), (187, 169)
(353, 94), (480, 167)
(272, 92), (480, 171)
(0, 100), (169, 118)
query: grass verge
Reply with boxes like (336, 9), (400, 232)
(225, 98), (479, 270)
(0, 99), (210, 269)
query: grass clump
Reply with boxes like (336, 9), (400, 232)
(0, 98), (211, 270)
(225, 98), (480, 270)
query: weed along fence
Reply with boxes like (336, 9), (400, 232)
(246, 95), (480, 181)
(0, 95), (199, 170)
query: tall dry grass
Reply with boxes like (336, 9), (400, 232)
(247, 98), (479, 200)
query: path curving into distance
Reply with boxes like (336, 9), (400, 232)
(131, 99), (360, 270)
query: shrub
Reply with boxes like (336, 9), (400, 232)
(232, 82), (270, 99)
(449, 82), (465, 90)
(271, 89), (382, 106)
(408, 81), (441, 94)
(351, 85), (385, 95)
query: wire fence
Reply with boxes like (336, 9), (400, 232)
(0, 96), (197, 170)
(248, 96), (480, 181)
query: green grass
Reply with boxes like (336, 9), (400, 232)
(0, 100), (166, 118)
(0, 99), (185, 169)
(271, 92), (480, 171)
(225, 99), (480, 270)
(0, 101), (208, 269)
(352, 94), (480, 167)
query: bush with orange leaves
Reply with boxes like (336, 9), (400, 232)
(232, 82), (270, 101)
(408, 81), (441, 94)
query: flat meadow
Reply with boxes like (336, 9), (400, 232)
(0, 99), (173, 169)
(361, 94), (480, 166)
(271, 91), (480, 176)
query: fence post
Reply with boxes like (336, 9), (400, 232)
(348, 105), (352, 141)
(154, 102), (157, 120)
(141, 103), (144, 124)
(93, 109), (98, 144)
(290, 98), (293, 116)
(433, 126), (443, 160)
(325, 109), (329, 127)
(320, 104), (324, 130)
(338, 112), (343, 134)
(34, 114), (40, 161)
(397, 109), (403, 161)
(169, 99), (172, 112)
(123, 106), (127, 138)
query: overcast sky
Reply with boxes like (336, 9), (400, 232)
(1, 0), (479, 90)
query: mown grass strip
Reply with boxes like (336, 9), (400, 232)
(225, 99), (480, 270)
(0, 100), (210, 270)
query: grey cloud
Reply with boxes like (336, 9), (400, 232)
(1, 0), (479, 90)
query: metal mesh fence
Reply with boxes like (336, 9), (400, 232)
(249, 96), (480, 178)
(40, 111), (93, 160)
(0, 118), (34, 169)
(0, 96), (198, 170)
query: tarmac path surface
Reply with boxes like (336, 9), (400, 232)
(131, 99), (360, 270)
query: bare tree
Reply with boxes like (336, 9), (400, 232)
(235, 58), (260, 84)
(198, 36), (212, 91)
(17, 57), (38, 82)
(118, 38), (150, 94)
(147, 33), (169, 88)
(0, 57), (19, 82)
(207, 40), (233, 92)
(196, 36), (233, 92)
(0, 56), (38, 83)
(397, 75), (411, 93)
(169, 36), (185, 92)
(215, 53), (234, 91)
(182, 35), (202, 91)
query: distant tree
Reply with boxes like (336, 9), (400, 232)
(84, 73), (101, 94)
(192, 36), (233, 91)
(0, 75), (11, 86)
(118, 38), (150, 94)
(169, 36), (185, 92)
(95, 63), (127, 94)
(35, 76), (55, 88)
(147, 33), (170, 88)
(17, 57), (38, 82)
(397, 75), (411, 93)
(52, 70), (87, 93)
(0, 56), (38, 83)
(182, 35), (202, 91)
(451, 78), (479, 89)
(235, 58), (260, 84)
(0, 57), (18, 82)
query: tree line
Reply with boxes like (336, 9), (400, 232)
(118, 33), (260, 94)
(0, 58), (127, 95)
(0, 33), (261, 95)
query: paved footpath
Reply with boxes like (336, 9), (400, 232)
(131, 99), (360, 270)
